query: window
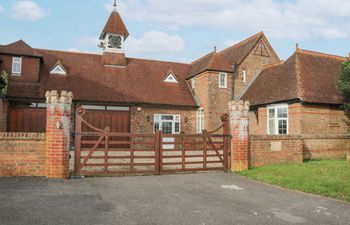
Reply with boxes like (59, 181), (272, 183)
(196, 108), (204, 133)
(242, 70), (247, 83)
(267, 105), (288, 135)
(50, 64), (67, 75)
(192, 78), (196, 89)
(154, 114), (181, 134)
(12, 57), (22, 75)
(164, 74), (178, 83)
(219, 73), (227, 88)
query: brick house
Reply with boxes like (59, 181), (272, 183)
(0, 10), (279, 135)
(242, 48), (350, 163)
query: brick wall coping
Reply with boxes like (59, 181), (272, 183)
(250, 134), (350, 140)
(0, 132), (46, 140)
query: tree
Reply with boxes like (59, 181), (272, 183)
(337, 60), (350, 110)
(0, 70), (8, 98)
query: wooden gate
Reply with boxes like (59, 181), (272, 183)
(74, 107), (231, 176)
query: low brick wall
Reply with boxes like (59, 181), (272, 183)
(303, 135), (350, 160)
(249, 135), (304, 167)
(0, 133), (46, 177)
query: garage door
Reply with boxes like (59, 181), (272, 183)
(81, 105), (130, 133)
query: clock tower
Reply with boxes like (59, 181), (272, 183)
(99, 1), (129, 67)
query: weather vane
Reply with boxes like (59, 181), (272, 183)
(113, 0), (117, 11)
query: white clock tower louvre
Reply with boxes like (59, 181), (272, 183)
(99, 0), (129, 66)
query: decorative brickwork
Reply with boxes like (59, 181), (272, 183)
(0, 99), (8, 132)
(45, 90), (73, 179)
(0, 133), (46, 177)
(228, 100), (250, 171)
(249, 135), (304, 167)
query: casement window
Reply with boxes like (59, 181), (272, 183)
(154, 114), (180, 134)
(192, 78), (196, 89)
(12, 57), (22, 75)
(267, 105), (288, 135)
(219, 73), (227, 88)
(196, 108), (204, 133)
(242, 70), (247, 83)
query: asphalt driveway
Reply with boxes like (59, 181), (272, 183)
(0, 173), (349, 225)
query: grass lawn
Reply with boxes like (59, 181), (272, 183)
(239, 160), (350, 202)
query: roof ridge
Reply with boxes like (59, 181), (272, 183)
(297, 48), (346, 61)
(191, 51), (215, 64)
(35, 48), (101, 56)
(128, 57), (190, 66)
(219, 31), (263, 54)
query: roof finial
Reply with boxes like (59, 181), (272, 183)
(214, 46), (217, 52)
(113, 0), (117, 12)
(296, 43), (299, 50)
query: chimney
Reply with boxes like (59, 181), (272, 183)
(102, 52), (126, 67)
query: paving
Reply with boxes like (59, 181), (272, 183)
(0, 173), (349, 225)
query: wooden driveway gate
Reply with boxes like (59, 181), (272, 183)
(74, 107), (231, 176)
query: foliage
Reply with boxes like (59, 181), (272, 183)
(239, 160), (350, 202)
(0, 70), (8, 98)
(337, 60), (350, 110)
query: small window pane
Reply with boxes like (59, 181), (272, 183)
(162, 122), (173, 134)
(277, 108), (287, 118)
(174, 122), (180, 133)
(269, 119), (275, 134)
(154, 122), (160, 132)
(161, 115), (173, 120)
(278, 119), (287, 134)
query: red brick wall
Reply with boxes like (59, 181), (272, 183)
(0, 132), (46, 177)
(0, 54), (41, 83)
(234, 37), (280, 99)
(130, 106), (196, 134)
(192, 71), (233, 131)
(102, 52), (126, 66)
(249, 135), (304, 167)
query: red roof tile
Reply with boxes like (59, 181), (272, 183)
(188, 51), (232, 79)
(100, 11), (129, 39)
(8, 49), (197, 107)
(0, 40), (42, 58)
(242, 49), (346, 106)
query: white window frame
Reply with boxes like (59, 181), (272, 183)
(242, 70), (247, 83)
(196, 108), (204, 133)
(191, 78), (196, 89)
(164, 74), (178, 83)
(267, 104), (289, 135)
(50, 64), (67, 75)
(12, 57), (22, 75)
(154, 114), (181, 134)
(219, 73), (227, 88)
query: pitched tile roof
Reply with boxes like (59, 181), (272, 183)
(241, 49), (346, 106)
(0, 40), (42, 58)
(7, 49), (197, 107)
(219, 31), (278, 66)
(187, 51), (232, 79)
(100, 11), (129, 39)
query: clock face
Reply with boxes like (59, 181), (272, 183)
(108, 35), (122, 49)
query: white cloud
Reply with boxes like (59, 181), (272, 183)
(112, 0), (350, 40)
(65, 48), (99, 54)
(0, 5), (4, 12)
(12, 1), (45, 21)
(126, 31), (185, 54)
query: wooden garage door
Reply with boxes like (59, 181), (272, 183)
(8, 107), (46, 133)
(82, 110), (130, 133)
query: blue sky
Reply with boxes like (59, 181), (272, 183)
(0, 0), (349, 63)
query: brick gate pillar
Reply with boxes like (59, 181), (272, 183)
(0, 98), (9, 132)
(45, 90), (73, 179)
(228, 100), (250, 172)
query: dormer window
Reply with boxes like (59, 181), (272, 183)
(50, 63), (67, 75)
(164, 73), (178, 83)
(12, 57), (22, 76)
